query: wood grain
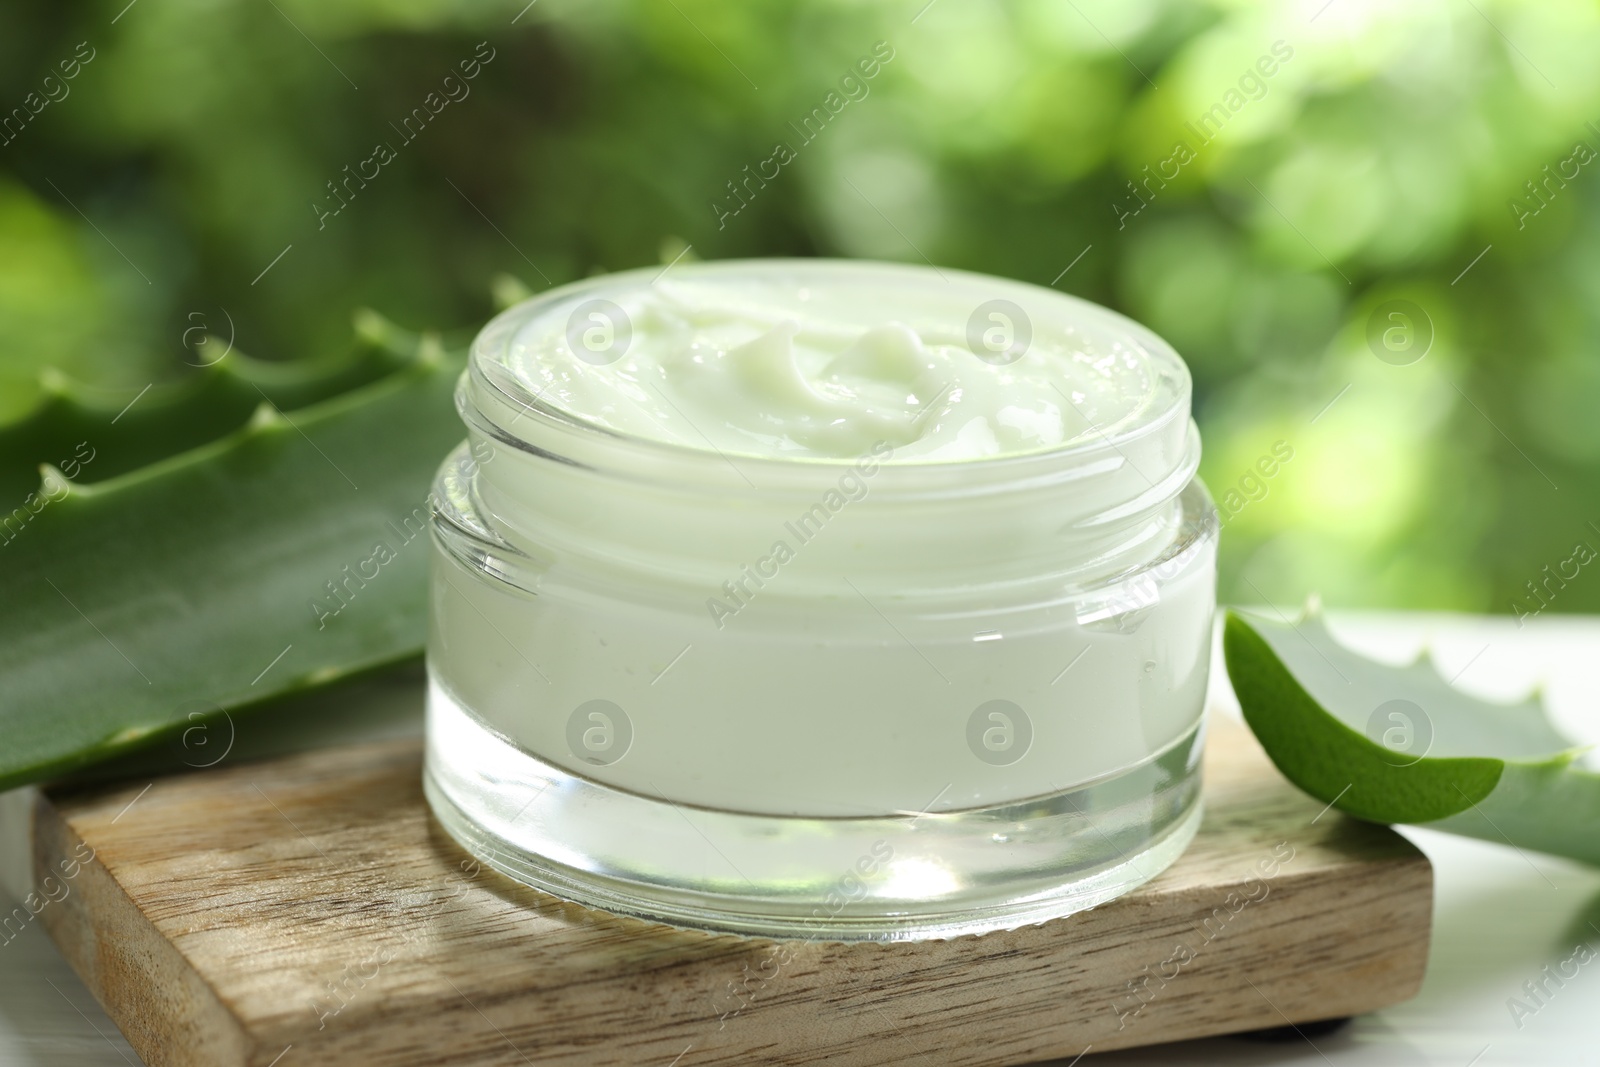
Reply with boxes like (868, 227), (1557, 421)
(30, 716), (1431, 1066)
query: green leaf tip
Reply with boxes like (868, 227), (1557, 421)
(36, 463), (85, 501)
(352, 306), (396, 346)
(1224, 610), (1503, 825)
(246, 401), (287, 431)
(1226, 607), (1600, 866)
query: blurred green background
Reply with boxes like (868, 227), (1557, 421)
(3, 0), (1598, 617)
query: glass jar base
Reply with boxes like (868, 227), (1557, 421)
(424, 683), (1204, 942)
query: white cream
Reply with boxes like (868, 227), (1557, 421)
(501, 261), (1170, 462)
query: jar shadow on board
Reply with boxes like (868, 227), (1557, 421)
(423, 259), (1217, 941)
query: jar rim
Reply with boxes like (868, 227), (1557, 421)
(466, 258), (1193, 483)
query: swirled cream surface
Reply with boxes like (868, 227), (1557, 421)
(498, 260), (1185, 462)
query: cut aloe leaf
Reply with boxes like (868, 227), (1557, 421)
(0, 338), (466, 791)
(0, 309), (428, 503)
(1225, 607), (1600, 865)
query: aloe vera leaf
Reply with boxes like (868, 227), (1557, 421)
(0, 340), (466, 791)
(0, 309), (427, 504)
(1225, 607), (1600, 865)
(52, 663), (427, 788)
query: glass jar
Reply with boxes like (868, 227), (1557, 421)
(424, 259), (1217, 940)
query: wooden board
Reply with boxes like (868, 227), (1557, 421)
(28, 716), (1431, 1067)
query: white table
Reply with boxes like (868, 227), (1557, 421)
(3, 612), (1598, 1066)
